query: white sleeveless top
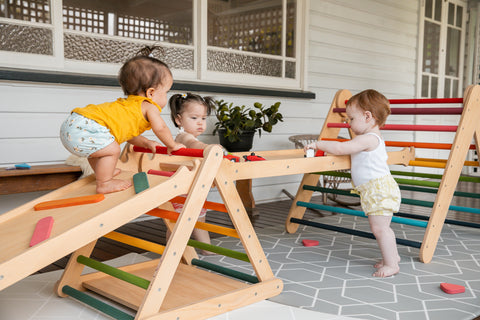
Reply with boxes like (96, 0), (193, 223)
(350, 132), (390, 187)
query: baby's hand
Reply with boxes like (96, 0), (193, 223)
(167, 142), (186, 155)
(304, 142), (317, 152)
(145, 140), (162, 154)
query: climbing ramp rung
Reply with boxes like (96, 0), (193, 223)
(303, 185), (480, 215)
(104, 231), (166, 255)
(398, 185), (480, 198)
(187, 240), (249, 262)
(62, 285), (135, 320)
(296, 201), (428, 228)
(395, 212), (480, 229)
(290, 218), (422, 248)
(191, 259), (259, 283)
(147, 208), (239, 238)
(77, 255), (150, 289)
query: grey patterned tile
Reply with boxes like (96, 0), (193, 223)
(303, 298), (342, 314)
(344, 279), (396, 291)
(426, 307), (476, 320)
(270, 290), (317, 308)
(281, 282), (318, 297)
(397, 311), (429, 320)
(265, 252), (299, 264)
(343, 286), (396, 304)
(276, 268), (324, 283)
(315, 288), (366, 306)
(376, 294), (426, 312)
(322, 266), (367, 280)
(286, 250), (330, 263)
(273, 261), (325, 272)
(468, 279), (480, 291)
(240, 214), (480, 319)
(395, 284), (442, 300)
(341, 304), (397, 320)
(298, 275), (345, 288)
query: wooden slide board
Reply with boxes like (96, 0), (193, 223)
(0, 165), (196, 291)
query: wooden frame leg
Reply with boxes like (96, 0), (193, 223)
(236, 179), (258, 217)
(55, 240), (97, 297)
(215, 169), (274, 281)
(420, 85), (480, 263)
(285, 173), (320, 233)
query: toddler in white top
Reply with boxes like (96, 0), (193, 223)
(305, 89), (401, 278)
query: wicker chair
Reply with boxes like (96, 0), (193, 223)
(287, 134), (359, 207)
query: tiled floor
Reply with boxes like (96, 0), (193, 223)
(0, 253), (359, 320)
(202, 214), (480, 320)
(0, 191), (358, 320)
(2, 213), (480, 320)
(2, 186), (480, 319)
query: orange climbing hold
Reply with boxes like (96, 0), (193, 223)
(34, 194), (105, 211)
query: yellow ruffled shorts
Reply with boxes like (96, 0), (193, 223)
(351, 175), (401, 216)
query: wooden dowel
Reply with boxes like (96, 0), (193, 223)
(327, 123), (458, 132)
(334, 107), (463, 114)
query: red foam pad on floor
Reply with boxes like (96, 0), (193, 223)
(30, 216), (54, 247)
(440, 283), (465, 294)
(302, 239), (319, 247)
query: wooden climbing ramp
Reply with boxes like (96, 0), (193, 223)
(286, 85), (480, 263)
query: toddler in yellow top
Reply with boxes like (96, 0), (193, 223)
(60, 47), (185, 194)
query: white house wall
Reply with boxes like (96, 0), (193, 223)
(0, 0), (420, 204)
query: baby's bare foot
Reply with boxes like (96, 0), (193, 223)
(374, 256), (401, 269)
(97, 179), (131, 194)
(373, 265), (399, 278)
(113, 168), (122, 176)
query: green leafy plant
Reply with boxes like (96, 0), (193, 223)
(213, 100), (283, 143)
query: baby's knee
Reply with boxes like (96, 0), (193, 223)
(370, 223), (394, 238)
(370, 224), (383, 237)
(110, 142), (121, 157)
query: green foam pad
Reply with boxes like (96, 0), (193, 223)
(133, 172), (149, 194)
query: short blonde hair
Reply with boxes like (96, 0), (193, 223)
(346, 89), (390, 127)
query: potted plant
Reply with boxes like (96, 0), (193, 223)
(213, 100), (283, 152)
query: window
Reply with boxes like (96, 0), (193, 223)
(0, 0), (53, 55)
(61, 0), (194, 67)
(418, 0), (466, 98)
(207, 0), (296, 79)
(0, 0), (306, 90)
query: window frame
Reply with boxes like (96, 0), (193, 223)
(0, 0), (309, 92)
(416, 0), (467, 98)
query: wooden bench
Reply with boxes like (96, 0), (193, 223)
(0, 164), (82, 195)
